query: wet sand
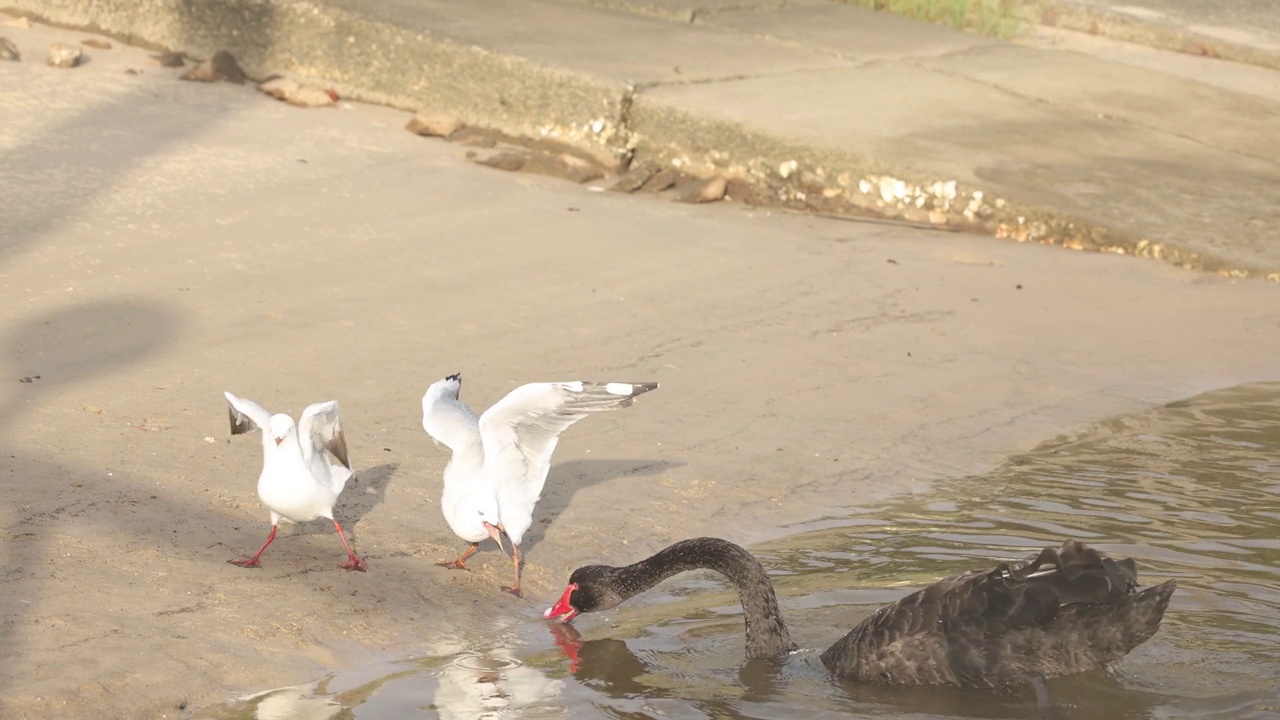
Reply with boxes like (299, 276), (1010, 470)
(2, 16), (1279, 719)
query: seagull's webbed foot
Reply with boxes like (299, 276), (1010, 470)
(331, 519), (366, 572)
(502, 584), (524, 599)
(437, 542), (479, 571)
(230, 525), (277, 569)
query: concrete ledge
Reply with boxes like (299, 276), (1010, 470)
(4, 0), (634, 165)
(1038, 0), (1280, 73)
(6, 0), (1279, 279)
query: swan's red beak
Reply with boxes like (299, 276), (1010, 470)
(543, 583), (579, 622)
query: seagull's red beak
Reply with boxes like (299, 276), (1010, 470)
(273, 436), (284, 446)
(483, 522), (506, 556)
(543, 583), (579, 622)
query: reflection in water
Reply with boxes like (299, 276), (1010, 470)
(433, 635), (564, 720)
(235, 685), (342, 720)
(196, 620), (564, 720)
(200, 383), (1280, 719)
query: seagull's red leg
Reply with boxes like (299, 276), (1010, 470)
(437, 543), (479, 570)
(333, 519), (367, 572)
(229, 525), (277, 568)
(502, 545), (524, 598)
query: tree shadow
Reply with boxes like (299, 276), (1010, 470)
(0, 299), (183, 710)
(517, 457), (685, 554)
(1, 299), (183, 387)
(1, 71), (257, 263)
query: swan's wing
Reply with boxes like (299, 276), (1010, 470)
(422, 374), (483, 454)
(478, 381), (659, 504)
(819, 540), (1173, 686)
(299, 400), (350, 470)
(224, 392), (271, 436)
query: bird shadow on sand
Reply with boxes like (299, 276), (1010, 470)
(518, 458), (684, 554)
(278, 462), (397, 549)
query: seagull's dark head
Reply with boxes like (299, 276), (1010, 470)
(268, 414), (296, 446)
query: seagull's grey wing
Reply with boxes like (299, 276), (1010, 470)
(478, 381), (659, 502)
(422, 374), (483, 456)
(299, 400), (350, 469)
(224, 391), (271, 437)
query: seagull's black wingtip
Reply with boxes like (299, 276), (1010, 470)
(445, 372), (462, 383)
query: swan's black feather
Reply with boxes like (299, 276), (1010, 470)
(554, 537), (1174, 689)
(818, 540), (1176, 687)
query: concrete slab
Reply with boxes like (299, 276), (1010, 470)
(4, 0), (1280, 277)
(583, 0), (836, 23)
(914, 43), (1280, 163)
(1058, 0), (1280, 51)
(1019, 24), (1280, 103)
(695, 2), (1002, 61)
(1042, 0), (1280, 70)
(325, 0), (851, 84)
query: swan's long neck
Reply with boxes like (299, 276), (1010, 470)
(613, 538), (797, 659)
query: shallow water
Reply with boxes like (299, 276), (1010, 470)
(199, 382), (1280, 720)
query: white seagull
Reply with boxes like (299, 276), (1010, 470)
(224, 391), (366, 572)
(421, 374), (659, 597)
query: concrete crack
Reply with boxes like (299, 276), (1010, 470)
(910, 57), (1278, 169)
(635, 62), (852, 91)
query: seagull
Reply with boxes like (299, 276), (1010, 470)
(421, 374), (659, 597)
(223, 391), (366, 572)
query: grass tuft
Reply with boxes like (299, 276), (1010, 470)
(843, 0), (1028, 39)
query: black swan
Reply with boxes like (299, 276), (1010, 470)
(543, 537), (1176, 692)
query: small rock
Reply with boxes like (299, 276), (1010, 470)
(609, 164), (658, 193)
(47, 43), (83, 68)
(447, 126), (500, 147)
(640, 168), (680, 193)
(258, 77), (338, 107)
(558, 153), (605, 180)
(673, 177), (727, 204)
(0, 37), (18, 61)
(4, 16), (30, 29)
(150, 51), (184, 68)
(180, 50), (244, 84)
(81, 38), (112, 50)
(520, 153), (604, 184)
(474, 152), (526, 172)
(405, 109), (464, 138)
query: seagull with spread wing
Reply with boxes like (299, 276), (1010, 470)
(421, 374), (658, 597)
(223, 391), (366, 572)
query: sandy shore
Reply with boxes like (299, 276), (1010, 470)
(1, 16), (1278, 719)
